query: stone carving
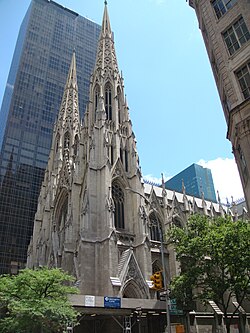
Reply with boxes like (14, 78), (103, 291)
(139, 205), (147, 223)
(125, 256), (148, 297)
(106, 187), (115, 212)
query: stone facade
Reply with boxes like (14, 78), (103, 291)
(27, 6), (153, 298)
(27, 4), (227, 332)
(188, 0), (250, 210)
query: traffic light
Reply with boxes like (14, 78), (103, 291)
(150, 271), (163, 290)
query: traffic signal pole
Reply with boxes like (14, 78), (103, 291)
(157, 215), (171, 333)
(125, 187), (171, 333)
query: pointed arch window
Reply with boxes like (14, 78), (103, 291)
(124, 148), (128, 172)
(117, 86), (122, 123)
(55, 194), (68, 267)
(120, 147), (128, 172)
(94, 84), (100, 121)
(152, 260), (162, 274)
(58, 198), (68, 234)
(105, 83), (112, 120)
(63, 132), (70, 159)
(149, 213), (160, 242)
(73, 134), (79, 156)
(112, 182), (125, 229)
(120, 148), (123, 163)
(63, 132), (70, 150)
(95, 85), (100, 111)
(110, 144), (114, 165)
(152, 260), (164, 298)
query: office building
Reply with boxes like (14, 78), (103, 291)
(188, 0), (250, 209)
(165, 163), (217, 202)
(0, 0), (100, 274)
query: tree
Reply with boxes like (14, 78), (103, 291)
(0, 267), (79, 333)
(168, 215), (250, 333)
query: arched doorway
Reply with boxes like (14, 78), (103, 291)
(122, 279), (145, 299)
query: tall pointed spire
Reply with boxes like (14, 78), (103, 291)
(93, 3), (119, 81)
(102, 1), (112, 38)
(52, 50), (80, 168)
(56, 50), (80, 133)
(66, 50), (78, 89)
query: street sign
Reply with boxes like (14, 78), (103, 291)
(169, 299), (183, 315)
(104, 296), (121, 309)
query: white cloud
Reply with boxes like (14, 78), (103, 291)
(143, 173), (170, 185)
(197, 158), (244, 204)
(143, 158), (244, 205)
(149, 0), (165, 5)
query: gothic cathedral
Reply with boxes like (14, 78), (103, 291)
(27, 3), (226, 332)
(27, 3), (156, 301)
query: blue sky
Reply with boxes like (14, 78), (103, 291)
(0, 0), (244, 201)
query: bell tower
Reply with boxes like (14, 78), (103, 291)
(78, 1), (152, 296)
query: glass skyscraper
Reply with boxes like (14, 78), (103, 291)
(0, 0), (100, 274)
(165, 163), (217, 203)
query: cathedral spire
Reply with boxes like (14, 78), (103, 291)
(66, 50), (77, 89)
(53, 51), (80, 164)
(101, 1), (112, 38)
(93, 3), (119, 81)
(56, 51), (79, 131)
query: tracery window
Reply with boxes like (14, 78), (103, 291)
(112, 182), (125, 229)
(110, 144), (114, 165)
(117, 86), (122, 123)
(55, 195), (68, 266)
(94, 84), (100, 116)
(149, 213), (160, 241)
(73, 135), (79, 156)
(105, 83), (112, 120)
(120, 148), (123, 163)
(63, 132), (70, 150)
(124, 149), (128, 172)
(58, 198), (68, 234)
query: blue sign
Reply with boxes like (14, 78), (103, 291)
(104, 296), (121, 309)
(169, 299), (183, 315)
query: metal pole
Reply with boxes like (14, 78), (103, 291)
(157, 215), (171, 333)
(125, 187), (171, 333)
(136, 307), (142, 333)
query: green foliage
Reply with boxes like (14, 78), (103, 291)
(0, 267), (79, 333)
(168, 215), (250, 316)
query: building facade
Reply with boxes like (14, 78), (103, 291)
(0, 0), (100, 274)
(165, 163), (217, 202)
(188, 0), (250, 209)
(27, 4), (227, 332)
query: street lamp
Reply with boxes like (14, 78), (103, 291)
(125, 187), (171, 333)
